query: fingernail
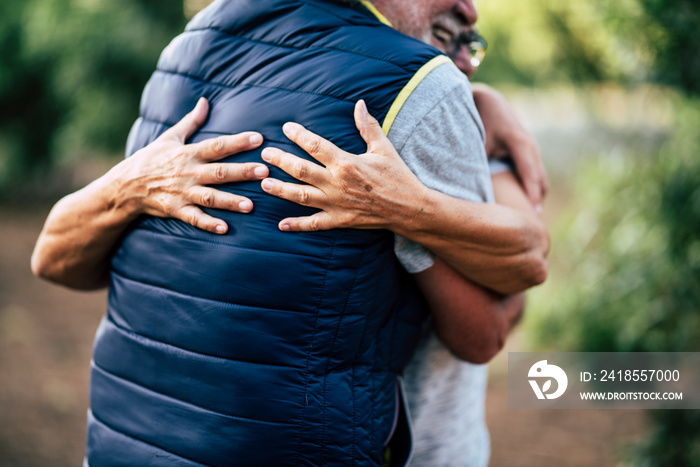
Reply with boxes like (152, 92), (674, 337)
(280, 223), (291, 231)
(254, 165), (268, 177)
(196, 97), (207, 110)
(358, 99), (368, 116)
(249, 133), (263, 145)
(239, 200), (253, 212)
(261, 179), (274, 191)
(283, 122), (301, 134)
(535, 204), (542, 213)
(215, 224), (227, 234)
(260, 148), (272, 162)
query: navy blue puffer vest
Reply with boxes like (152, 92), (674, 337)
(86, 1), (442, 465)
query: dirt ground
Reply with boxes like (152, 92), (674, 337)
(0, 206), (647, 467)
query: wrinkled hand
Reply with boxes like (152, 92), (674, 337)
(260, 100), (427, 232)
(120, 97), (268, 234)
(472, 83), (548, 210)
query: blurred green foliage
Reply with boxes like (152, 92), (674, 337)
(528, 100), (700, 353)
(528, 96), (700, 466)
(603, 0), (700, 96)
(477, 0), (700, 94)
(477, 0), (627, 86)
(0, 0), (185, 193)
(497, 2), (700, 464)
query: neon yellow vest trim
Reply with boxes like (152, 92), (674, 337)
(359, 0), (393, 27)
(381, 55), (452, 134)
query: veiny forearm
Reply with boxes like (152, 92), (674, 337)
(393, 186), (549, 295)
(31, 162), (139, 290)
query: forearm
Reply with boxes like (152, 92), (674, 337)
(413, 170), (547, 362)
(415, 257), (525, 363)
(31, 162), (138, 290)
(393, 186), (549, 295)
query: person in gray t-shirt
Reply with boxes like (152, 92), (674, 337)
(396, 19), (548, 465)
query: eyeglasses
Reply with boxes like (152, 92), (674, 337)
(436, 28), (488, 68)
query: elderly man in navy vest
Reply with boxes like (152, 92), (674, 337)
(32, 0), (548, 465)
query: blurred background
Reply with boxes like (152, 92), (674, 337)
(1, 0), (698, 465)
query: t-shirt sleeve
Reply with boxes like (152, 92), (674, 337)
(386, 61), (494, 274)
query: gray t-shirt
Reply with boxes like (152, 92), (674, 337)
(386, 60), (494, 467)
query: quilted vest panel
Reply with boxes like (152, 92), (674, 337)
(87, 1), (439, 465)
